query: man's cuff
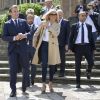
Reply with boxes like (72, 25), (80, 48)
(13, 36), (16, 41)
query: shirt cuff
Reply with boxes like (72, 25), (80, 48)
(13, 36), (16, 41)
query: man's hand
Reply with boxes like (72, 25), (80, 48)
(18, 33), (27, 40)
(15, 35), (20, 40)
(15, 33), (27, 41)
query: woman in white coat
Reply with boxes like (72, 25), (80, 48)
(32, 9), (61, 93)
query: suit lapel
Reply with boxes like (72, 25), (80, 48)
(59, 19), (63, 35)
(75, 23), (79, 37)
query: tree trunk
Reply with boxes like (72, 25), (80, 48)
(61, 0), (80, 19)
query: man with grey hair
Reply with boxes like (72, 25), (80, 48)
(26, 8), (41, 27)
(57, 9), (70, 77)
(41, 0), (54, 15)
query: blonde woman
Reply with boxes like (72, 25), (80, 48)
(32, 9), (61, 93)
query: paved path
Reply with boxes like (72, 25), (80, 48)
(0, 82), (100, 100)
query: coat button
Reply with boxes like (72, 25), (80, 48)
(52, 36), (54, 38)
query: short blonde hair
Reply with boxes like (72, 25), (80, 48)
(9, 5), (19, 13)
(26, 8), (34, 15)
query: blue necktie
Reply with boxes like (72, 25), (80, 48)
(81, 23), (84, 44)
(14, 19), (18, 28)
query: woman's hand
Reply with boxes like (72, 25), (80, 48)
(41, 22), (49, 29)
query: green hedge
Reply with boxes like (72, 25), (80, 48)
(19, 3), (42, 16)
(0, 14), (8, 35)
(0, 3), (42, 35)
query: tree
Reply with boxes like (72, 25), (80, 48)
(61, 0), (80, 19)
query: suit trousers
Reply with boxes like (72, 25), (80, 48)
(27, 45), (36, 84)
(59, 45), (65, 74)
(74, 44), (94, 84)
(9, 45), (30, 93)
(41, 41), (55, 82)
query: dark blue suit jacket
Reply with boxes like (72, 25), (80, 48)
(68, 23), (96, 52)
(2, 18), (30, 54)
(58, 19), (70, 46)
(2, 18), (30, 73)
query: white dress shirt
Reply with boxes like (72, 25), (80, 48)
(43, 29), (49, 42)
(12, 18), (18, 25)
(12, 18), (18, 41)
(34, 15), (41, 27)
(75, 22), (89, 44)
(43, 23), (51, 42)
(85, 15), (97, 32)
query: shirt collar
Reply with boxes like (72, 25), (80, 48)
(79, 21), (85, 26)
(12, 18), (18, 22)
(28, 24), (33, 27)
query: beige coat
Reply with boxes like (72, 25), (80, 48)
(32, 21), (61, 65)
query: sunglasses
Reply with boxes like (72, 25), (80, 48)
(49, 14), (57, 15)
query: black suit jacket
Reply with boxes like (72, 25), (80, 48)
(58, 19), (70, 46)
(68, 23), (96, 52)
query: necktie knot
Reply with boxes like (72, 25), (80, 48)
(14, 19), (19, 28)
(30, 25), (32, 28)
(82, 23), (84, 26)
(14, 19), (17, 24)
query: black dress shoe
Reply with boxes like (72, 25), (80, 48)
(59, 73), (64, 77)
(76, 84), (81, 88)
(22, 88), (26, 93)
(31, 80), (34, 86)
(87, 72), (91, 79)
(10, 91), (16, 97)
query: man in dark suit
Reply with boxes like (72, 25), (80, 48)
(26, 14), (37, 86)
(68, 11), (95, 88)
(57, 9), (70, 77)
(2, 5), (30, 97)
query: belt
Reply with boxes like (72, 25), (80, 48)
(75, 43), (90, 45)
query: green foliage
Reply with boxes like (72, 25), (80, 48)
(53, 0), (61, 6)
(0, 3), (42, 35)
(0, 14), (8, 35)
(19, 3), (42, 16)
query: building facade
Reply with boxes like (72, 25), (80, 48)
(0, 0), (92, 18)
(0, 0), (44, 10)
(61, 0), (93, 18)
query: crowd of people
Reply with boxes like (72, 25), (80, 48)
(1, 0), (100, 97)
